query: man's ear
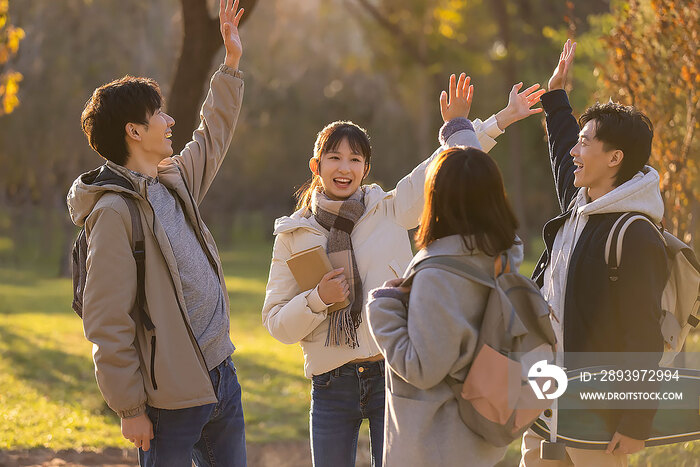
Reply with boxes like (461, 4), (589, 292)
(608, 149), (624, 168)
(125, 123), (141, 142)
(309, 157), (319, 176)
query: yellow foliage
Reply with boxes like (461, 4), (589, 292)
(7, 26), (24, 54)
(0, 71), (22, 115)
(439, 23), (454, 39)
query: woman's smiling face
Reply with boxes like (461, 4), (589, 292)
(310, 137), (367, 200)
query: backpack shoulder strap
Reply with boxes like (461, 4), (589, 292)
(403, 256), (495, 289)
(119, 194), (154, 331)
(605, 213), (665, 281)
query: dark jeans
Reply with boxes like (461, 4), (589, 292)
(139, 356), (246, 467)
(310, 360), (385, 467)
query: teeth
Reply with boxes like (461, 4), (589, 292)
(335, 178), (351, 183)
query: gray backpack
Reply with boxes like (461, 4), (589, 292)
(403, 253), (557, 446)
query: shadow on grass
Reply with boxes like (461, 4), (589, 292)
(0, 323), (117, 420)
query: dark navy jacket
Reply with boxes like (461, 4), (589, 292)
(534, 90), (668, 439)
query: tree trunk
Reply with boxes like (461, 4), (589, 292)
(169, 0), (257, 154)
(490, 0), (529, 244)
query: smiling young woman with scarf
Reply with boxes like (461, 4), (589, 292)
(261, 73), (544, 467)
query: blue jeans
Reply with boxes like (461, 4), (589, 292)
(139, 356), (246, 467)
(310, 360), (385, 467)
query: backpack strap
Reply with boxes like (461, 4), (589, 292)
(402, 255), (496, 289)
(121, 195), (155, 331)
(605, 213), (665, 281)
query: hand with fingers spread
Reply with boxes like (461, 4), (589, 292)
(317, 268), (350, 305)
(219, 0), (245, 69)
(121, 413), (154, 452)
(495, 82), (547, 129)
(440, 73), (474, 123)
(549, 38), (577, 92)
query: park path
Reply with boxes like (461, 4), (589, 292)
(0, 440), (373, 467)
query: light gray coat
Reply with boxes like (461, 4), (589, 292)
(366, 235), (523, 467)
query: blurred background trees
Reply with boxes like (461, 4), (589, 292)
(0, 0), (697, 273)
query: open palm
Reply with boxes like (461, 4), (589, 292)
(220, 0), (244, 65)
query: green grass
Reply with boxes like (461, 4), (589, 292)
(0, 239), (310, 449)
(1, 237), (699, 466)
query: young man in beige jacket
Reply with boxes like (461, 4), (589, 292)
(66, 1), (246, 465)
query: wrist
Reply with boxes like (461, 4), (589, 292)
(495, 108), (515, 130)
(224, 55), (241, 70)
(548, 81), (563, 92)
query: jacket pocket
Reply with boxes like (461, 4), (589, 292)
(150, 335), (158, 390)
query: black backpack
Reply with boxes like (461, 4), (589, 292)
(71, 166), (154, 331)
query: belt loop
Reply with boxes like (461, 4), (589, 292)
(333, 367), (340, 378)
(379, 359), (385, 376)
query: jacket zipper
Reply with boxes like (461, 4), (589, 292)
(150, 335), (158, 389)
(143, 186), (216, 396)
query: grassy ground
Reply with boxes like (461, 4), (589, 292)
(0, 239), (310, 449)
(1, 237), (698, 465)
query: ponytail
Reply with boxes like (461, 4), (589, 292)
(294, 170), (322, 212)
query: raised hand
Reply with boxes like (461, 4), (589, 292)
(495, 82), (547, 129)
(548, 39), (576, 91)
(220, 0), (245, 69)
(440, 73), (474, 123)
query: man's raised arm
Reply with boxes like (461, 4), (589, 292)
(171, 0), (245, 204)
(541, 39), (580, 212)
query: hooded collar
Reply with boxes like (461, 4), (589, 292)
(406, 234), (525, 274)
(571, 165), (664, 223)
(67, 158), (189, 227)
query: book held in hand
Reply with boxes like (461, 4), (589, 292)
(286, 245), (350, 313)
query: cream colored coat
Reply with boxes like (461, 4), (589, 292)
(262, 116), (503, 378)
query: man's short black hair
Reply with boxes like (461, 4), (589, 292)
(81, 76), (163, 166)
(579, 102), (654, 186)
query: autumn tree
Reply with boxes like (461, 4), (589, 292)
(169, 0), (257, 153)
(599, 0), (699, 251)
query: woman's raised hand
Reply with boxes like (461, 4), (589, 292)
(318, 268), (350, 305)
(495, 82), (546, 129)
(440, 73), (473, 123)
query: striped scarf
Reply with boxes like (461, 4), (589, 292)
(311, 188), (365, 348)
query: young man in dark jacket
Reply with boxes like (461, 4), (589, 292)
(520, 40), (668, 466)
(66, 1), (247, 465)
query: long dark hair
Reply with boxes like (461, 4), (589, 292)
(415, 147), (519, 256)
(295, 121), (371, 211)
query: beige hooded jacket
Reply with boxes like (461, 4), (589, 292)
(66, 68), (243, 418)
